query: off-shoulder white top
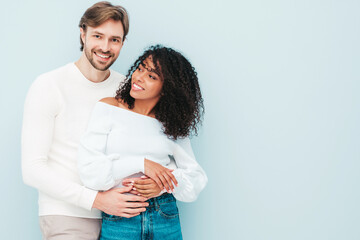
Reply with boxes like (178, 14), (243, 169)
(78, 102), (207, 202)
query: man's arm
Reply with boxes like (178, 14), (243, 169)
(21, 76), (97, 209)
(93, 186), (148, 217)
(22, 77), (148, 215)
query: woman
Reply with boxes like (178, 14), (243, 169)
(78, 45), (207, 239)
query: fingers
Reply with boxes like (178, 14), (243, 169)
(143, 159), (178, 192)
(122, 179), (134, 186)
(125, 201), (148, 209)
(157, 173), (171, 192)
(152, 176), (165, 192)
(123, 194), (148, 202)
(158, 170), (177, 192)
(168, 171), (178, 187)
(134, 178), (153, 185)
(121, 213), (140, 218)
(154, 175), (164, 190)
(122, 176), (146, 184)
(120, 207), (146, 217)
(141, 193), (155, 198)
(135, 188), (154, 194)
(129, 190), (140, 195)
(164, 171), (176, 191)
(133, 182), (156, 190)
(146, 171), (177, 193)
(135, 187), (162, 198)
(116, 185), (133, 194)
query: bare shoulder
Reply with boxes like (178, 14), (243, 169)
(99, 97), (127, 109)
(99, 97), (119, 106)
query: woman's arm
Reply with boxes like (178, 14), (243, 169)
(123, 157), (178, 198)
(171, 138), (208, 202)
(78, 102), (117, 191)
(78, 102), (145, 191)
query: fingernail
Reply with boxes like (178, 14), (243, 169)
(133, 187), (137, 190)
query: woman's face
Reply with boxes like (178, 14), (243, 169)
(130, 56), (163, 103)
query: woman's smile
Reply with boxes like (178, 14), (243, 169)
(132, 83), (145, 91)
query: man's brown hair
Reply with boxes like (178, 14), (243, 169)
(78, 1), (129, 51)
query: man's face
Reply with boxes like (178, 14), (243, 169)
(81, 19), (124, 71)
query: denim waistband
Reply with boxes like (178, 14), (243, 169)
(146, 193), (175, 207)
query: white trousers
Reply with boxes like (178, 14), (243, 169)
(39, 215), (101, 240)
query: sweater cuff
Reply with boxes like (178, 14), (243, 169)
(78, 186), (98, 211)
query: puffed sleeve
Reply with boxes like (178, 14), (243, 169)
(171, 138), (207, 202)
(78, 102), (145, 191)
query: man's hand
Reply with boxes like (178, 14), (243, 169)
(93, 185), (148, 218)
(123, 176), (163, 198)
(144, 159), (178, 193)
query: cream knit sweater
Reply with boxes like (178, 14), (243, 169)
(22, 63), (124, 218)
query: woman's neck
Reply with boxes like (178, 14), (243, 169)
(132, 99), (158, 117)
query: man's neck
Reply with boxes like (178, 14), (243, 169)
(75, 53), (110, 83)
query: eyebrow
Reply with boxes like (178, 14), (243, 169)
(92, 31), (123, 41)
(140, 63), (161, 76)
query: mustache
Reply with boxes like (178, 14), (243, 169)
(94, 49), (112, 55)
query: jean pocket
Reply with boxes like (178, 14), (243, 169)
(157, 201), (179, 219)
(102, 212), (123, 221)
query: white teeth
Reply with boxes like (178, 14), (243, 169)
(133, 83), (143, 90)
(96, 53), (110, 58)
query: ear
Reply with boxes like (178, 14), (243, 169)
(80, 27), (86, 44)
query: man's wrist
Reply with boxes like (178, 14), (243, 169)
(78, 187), (98, 211)
(92, 191), (102, 210)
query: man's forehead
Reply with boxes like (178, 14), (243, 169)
(86, 20), (124, 38)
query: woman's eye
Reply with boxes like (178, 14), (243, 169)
(149, 75), (156, 80)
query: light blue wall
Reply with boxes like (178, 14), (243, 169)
(1, 0), (360, 239)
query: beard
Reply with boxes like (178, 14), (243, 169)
(84, 46), (117, 71)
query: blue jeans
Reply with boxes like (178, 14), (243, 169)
(100, 194), (182, 240)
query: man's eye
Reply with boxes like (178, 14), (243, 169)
(112, 39), (120, 43)
(94, 35), (100, 39)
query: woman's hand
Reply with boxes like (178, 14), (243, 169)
(144, 158), (178, 193)
(122, 176), (162, 198)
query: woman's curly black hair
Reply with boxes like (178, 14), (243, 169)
(115, 45), (204, 140)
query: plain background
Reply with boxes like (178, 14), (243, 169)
(1, 0), (360, 239)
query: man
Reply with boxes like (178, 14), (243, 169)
(22, 2), (152, 239)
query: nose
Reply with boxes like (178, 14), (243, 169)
(99, 39), (110, 52)
(135, 70), (146, 82)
